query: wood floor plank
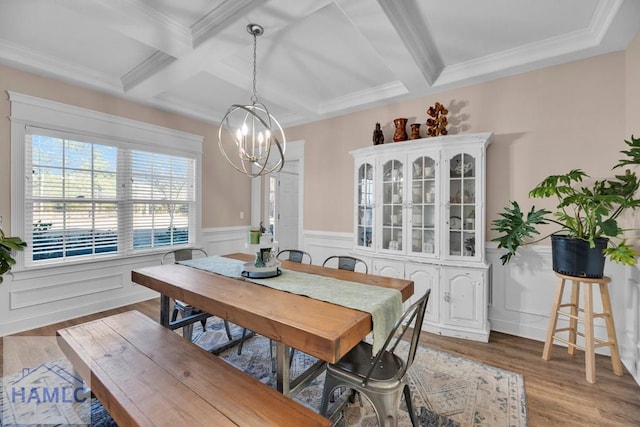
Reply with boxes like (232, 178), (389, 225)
(2, 297), (639, 426)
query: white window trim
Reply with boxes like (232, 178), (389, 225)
(9, 91), (204, 272)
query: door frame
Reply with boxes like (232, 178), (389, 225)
(251, 139), (305, 249)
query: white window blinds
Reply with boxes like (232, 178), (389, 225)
(24, 128), (196, 264)
(128, 150), (195, 250)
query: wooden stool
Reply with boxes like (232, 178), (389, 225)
(542, 272), (623, 383)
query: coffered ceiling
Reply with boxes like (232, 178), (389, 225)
(1, 0), (638, 127)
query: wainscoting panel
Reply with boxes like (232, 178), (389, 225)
(10, 274), (123, 309)
(201, 226), (250, 256)
(622, 264), (640, 385)
(0, 255), (161, 337)
(303, 230), (355, 267)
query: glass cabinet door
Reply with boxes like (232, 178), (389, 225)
(409, 155), (437, 256)
(356, 162), (374, 248)
(448, 153), (477, 258)
(381, 159), (403, 252)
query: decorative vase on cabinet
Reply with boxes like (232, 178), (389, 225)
(351, 132), (492, 342)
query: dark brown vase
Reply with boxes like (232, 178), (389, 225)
(409, 123), (421, 140)
(372, 122), (384, 145)
(393, 118), (408, 142)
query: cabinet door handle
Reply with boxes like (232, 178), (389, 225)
(444, 292), (451, 302)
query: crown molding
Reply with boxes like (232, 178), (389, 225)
(435, 0), (624, 87)
(0, 39), (123, 93)
(317, 81), (408, 116)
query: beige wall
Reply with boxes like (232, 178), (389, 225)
(0, 64), (251, 231)
(627, 33), (640, 140)
(1, 41), (637, 239)
(285, 51), (629, 240)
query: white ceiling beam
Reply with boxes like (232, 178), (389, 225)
(120, 52), (176, 92)
(375, 0), (444, 87)
(121, 0), (267, 98)
(53, 0), (192, 58)
(191, 0), (267, 48)
(334, 0), (440, 96)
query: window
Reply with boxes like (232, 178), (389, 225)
(128, 150), (194, 250)
(10, 92), (203, 268)
(29, 134), (119, 260)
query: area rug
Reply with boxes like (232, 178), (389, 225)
(0, 319), (527, 426)
(192, 319), (527, 427)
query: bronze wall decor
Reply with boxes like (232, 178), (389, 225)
(373, 122), (384, 145)
(426, 102), (448, 136)
(393, 117), (408, 142)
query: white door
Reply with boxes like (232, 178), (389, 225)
(405, 263), (439, 324)
(275, 160), (299, 250)
(442, 267), (485, 329)
(372, 259), (404, 279)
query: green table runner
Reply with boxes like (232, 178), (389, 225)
(178, 256), (402, 354)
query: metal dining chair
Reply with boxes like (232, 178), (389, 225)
(161, 248), (233, 341)
(277, 249), (312, 264)
(320, 289), (431, 427)
(322, 255), (368, 274)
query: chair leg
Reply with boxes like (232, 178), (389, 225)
(403, 383), (418, 427)
(365, 387), (404, 427)
(270, 339), (276, 373)
(237, 328), (249, 355)
(320, 373), (341, 416)
(223, 320), (233, 341)
(182, 306), (194, 340)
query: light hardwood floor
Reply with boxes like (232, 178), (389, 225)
(2, 298), (639, 426)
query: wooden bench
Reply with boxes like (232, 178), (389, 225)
(57, 310), (330, 427)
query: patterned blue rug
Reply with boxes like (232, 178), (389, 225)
(195, 320), (526, 426)
(1, 318), (527, 426)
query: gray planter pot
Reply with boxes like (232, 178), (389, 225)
(551, 235), (608, 278)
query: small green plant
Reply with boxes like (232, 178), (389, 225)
(0, 228), (27, 283)
(492, 135), (640, 266)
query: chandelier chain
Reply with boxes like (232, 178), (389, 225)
(251, 28), (258, 104)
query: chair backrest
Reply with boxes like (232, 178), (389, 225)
(322, 255), (368, 274)
(363, 289), (431, 385)
(277, 249), (312, 264)
(161, 248), (208, 265)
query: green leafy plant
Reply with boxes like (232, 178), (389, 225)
(0, 228), (27, 283)
(492, 135), (640, 266)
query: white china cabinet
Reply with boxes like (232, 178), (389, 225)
(351, 132), (492, 342)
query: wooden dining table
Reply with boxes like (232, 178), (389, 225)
(131, 252), (414, 396)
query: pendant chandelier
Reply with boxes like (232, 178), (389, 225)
(218, 23), (286, 177)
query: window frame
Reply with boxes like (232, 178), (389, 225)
(9, 91), (203, 271)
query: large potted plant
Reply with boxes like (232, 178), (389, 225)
(492, 135), (640, 278)
(0, 227), (26, 283)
